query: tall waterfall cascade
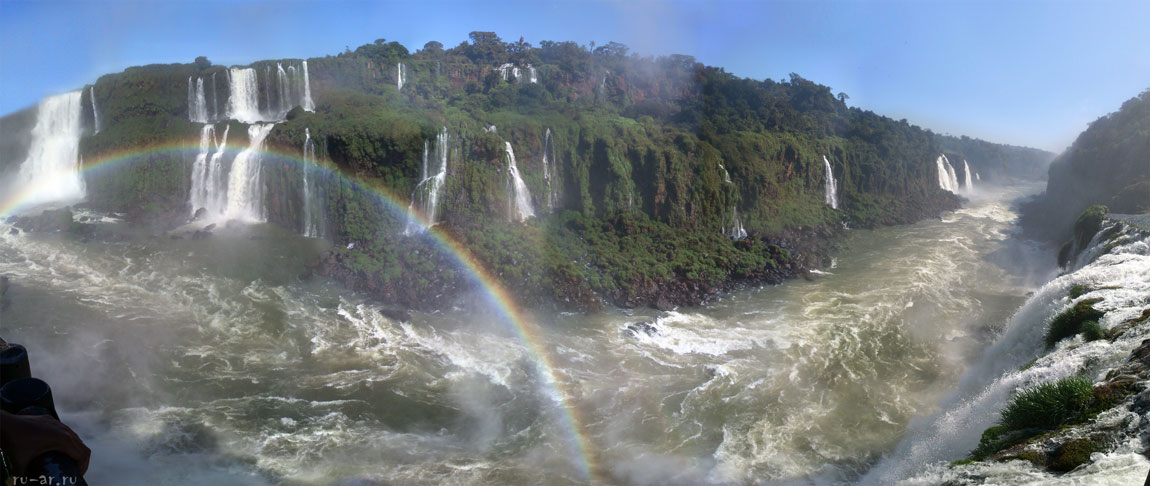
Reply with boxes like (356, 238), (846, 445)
(505, 141), (535, 222)
(222, 123), (275, 222)
(542, 128), (556, 211)
(726, 207), (747, 239)
(188, 61), (314, 124)
(397, 62), (407, 91)
(527, 64), (538, 83)
(301, 128), (323, 238)
(962, 160), (974, 191)
(823, 155), (839, 209)
(89, 86), (100, 134)
(188, 124), (231, 218)
(498, 63), (514, 81)
(12, 91), (86, 207)
(936, 154), (961, 193)
(404, 127), (450, 235)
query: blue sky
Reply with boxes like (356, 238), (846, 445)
(1, 0), (1148, 152)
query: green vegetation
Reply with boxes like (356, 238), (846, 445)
(1080, 320), (1105, 342)
(1044, 298), (1105, 347)
(1068, 284), (1089, 299)
(999, 376), (1095, 431)
(1048, 438), (1099, 472)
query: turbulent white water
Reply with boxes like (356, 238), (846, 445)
(864, 219), (1150, 485)
(505, 141), (535, 221)
(9, 183), (1143, 486)
(405, 127), (449, 235)
(937, 154), (961, 193)
(12, 91), (86, 206)
(824, 155), (839, 209)
(223, 123), (275, 222)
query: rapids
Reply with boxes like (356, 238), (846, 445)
(3, 183), (1143, 485)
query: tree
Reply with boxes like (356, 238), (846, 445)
(194, 56), (211, 69)
(422, 41), (444, 55)
(837, 92), (849, 103)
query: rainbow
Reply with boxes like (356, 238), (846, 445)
(1, 141), (605, 483)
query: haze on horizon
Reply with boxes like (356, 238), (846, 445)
(2, 0), (1148, 153)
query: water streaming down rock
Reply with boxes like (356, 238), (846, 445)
(498, 63), (514, 81)
(404, 128), (449, 235)
(187, 76), (210, 123)
(396, 62), (407, 91)
(223, 123), (275, 222)
(963, 160), (974, 191)
(12, 91), (86, 206)
(542, 128), (557, 211)
(188, 124), (231, 217)
(301, 61), (315, 111)
(89, 86), (100, 134)
(727, 206), (747, 239)
(301, 128), (324, 238)
(189, 124), (217, 216)
(505, 141), (535, 221)
(227, 68), (263, 123)
(528, 64), (538, 83)
(824, 155), (839, 209)
(863, 219), (1150, 485)
(936, 154), (961, 193)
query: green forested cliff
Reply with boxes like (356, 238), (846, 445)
(2, 33), (1052, 310)
(1021, 90), (1150, 241)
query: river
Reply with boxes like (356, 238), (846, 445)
(5, 182), (1141, 485)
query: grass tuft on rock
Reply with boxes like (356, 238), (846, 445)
(1000, 376), (1094, 431)
(1045, 298), (1105, 347)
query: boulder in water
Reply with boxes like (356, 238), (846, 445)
(192, 207), (207, 221)
(624, 321), (659, 338)
(203, 223), (216, 232)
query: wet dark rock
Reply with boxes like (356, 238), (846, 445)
(8, 228), (17, 236)
(169, 234), (183, 240)
(192, 207), (207, 221)
(191, 230), (211, 240)
(203, 223), (216, 232)
(624, 321), (659, 338)
(379, 308), (411, 323)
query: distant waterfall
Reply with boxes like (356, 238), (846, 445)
(528, 64), (538, 83)
(498, 63), (514, 81)
(719, 163), (732, 184)
(505, 141), (535, 222)
(935, 154), (960, 193)
(227, 68), (263, 123)
(542, 128), (557, 211)
(301, 61), (315, 111)
(823, 155), (839, 209)
(962, 160), (974, 191)
(188, 76), (210, 122)
(223, 123), (274, 221)
(404, 127), (449, 235)
(89, 86), (100, 134)
(301, 128), (323, 237)
(189, 62), (314, 123)
(727, 207), (747, 239)
(188, 124), (230, 217)
(397, 62), (407, 91)
(512, 66), (522, 82)
(12, 91), (86, 206)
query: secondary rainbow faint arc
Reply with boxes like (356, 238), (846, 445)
(0, 143), (605, 484)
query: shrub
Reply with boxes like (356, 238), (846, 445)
(1045, 298), (1105, 347)
(1080, 320), (1105, 342)
(999, 376), (1094, 431)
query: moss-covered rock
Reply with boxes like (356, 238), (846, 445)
(1045, 298), (1105, 347)
(1048, 438), (1099, 472)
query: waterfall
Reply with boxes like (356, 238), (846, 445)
(727, 206), (747, 239)
(302, 128), (322, 237)
(223, 123), (274, 221)
(512, 66), (522, 83)
(302, 61), (315, 111)
(12, 91), (86, 206)
(397, 62), (407, 91)
(227, 68), (263, 123)
(276, 63), (292, 116)
(263, 65), (272, 116)
(823, 155), (839, 209)
(189, 124), (216, 215)
(498, 63), (514, 81)
(719, 163), (732, 184)
(542, 128), (556, 211)
(863, 222), (1150, 484)
(188, 124), (230, 217)
(89, 86), (100, 134)
(936, 154), (960, 193)
(188, 76), (210, 123)
(405, 128), (450, 235)
(505, 141), (535, 222)
(211, 71), (219, 119)
(963, 160), (974, 191)
(528, 64), (538, 83)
